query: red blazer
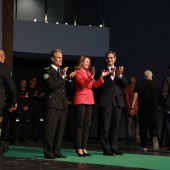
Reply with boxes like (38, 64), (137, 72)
(73, 69), (104, 105)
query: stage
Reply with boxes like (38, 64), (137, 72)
(0, 138), (170, 170)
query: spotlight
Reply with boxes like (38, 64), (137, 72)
(89, 25), (91, 27)
(34, 19), (37, 22)
(56, 22), (59, 24)
(65, 23), (68, 25)
(99, 24), (102, 27)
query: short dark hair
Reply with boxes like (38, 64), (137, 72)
(29, 76), (37, 81)
(105, 51), (116, 58)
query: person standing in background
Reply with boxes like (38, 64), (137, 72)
(131, 70), (160, 151)
(123, 76), (140, 146)
(28, 77), (44, 142)
(16, 79), (30, 143)
(160, 66), (170, 152)
(1, 94), (17, 144)
(0, 49), (17, 156)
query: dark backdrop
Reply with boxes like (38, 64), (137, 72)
(12, 0), (169, 139)
(106, 0), (170, 84)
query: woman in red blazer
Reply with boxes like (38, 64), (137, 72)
(73, 55), (109, 156)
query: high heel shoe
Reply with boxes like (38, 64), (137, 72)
(76, 150), (85, 157)
(83, 152), (91, 156)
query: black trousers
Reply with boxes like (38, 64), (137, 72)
(100, 98), (122, 151)
(1, 109), (17, 142)
(0, 108), (3, 141)
(66, 105), (76, 141)
(164, 112), (170, 147)
(16, 108), (29, 141)
(43, 108), (67, 155)
(29, 106), (41, 140)
(75, 104), (93, 149)
(138, 111), (158, 148)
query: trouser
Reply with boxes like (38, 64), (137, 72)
(100, 98), (122, 151)
(66, 105), (76, 140)
(1, 110), (17, 142)
(0, 109), (9, 155)
(75, 104), (93, 149)
(29, 106), (41, 139)
(0, 109), (3, 138)
(139, 111), (158, 148)
(164, 112), (170, 147)
(43, 108), (67, 155)
(126, 114), (139, 140)
(16, 108), (29, 140)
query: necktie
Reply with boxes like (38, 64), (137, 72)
(57, 68), (61, 76)
(111, 68), (115, 77)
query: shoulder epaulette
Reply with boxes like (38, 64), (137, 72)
(44, 67), (49, 70)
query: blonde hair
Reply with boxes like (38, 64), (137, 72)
(75, 55), (91, 70)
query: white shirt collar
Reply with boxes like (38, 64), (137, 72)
(107, 65), (114, 70)
(51, 64), (59, 71)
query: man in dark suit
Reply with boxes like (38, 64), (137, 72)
(0, 49), (17, 156)
(98, 51), (128, 156)
(42, 49), (69, 159)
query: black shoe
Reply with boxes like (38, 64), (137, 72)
(0, 141), (9, 156)
(0, 146), (9, 156)
(54, 152), (67, 158)
(111, 149), (123, 155)
(76, 150), (85, 157)
(83, 152), (91, 156)
(4, 146), (9, 153)
(44, 153), (55, 159)
(103, 150), (115, 156)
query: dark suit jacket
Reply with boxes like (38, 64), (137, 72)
(98, 67), (128, 108)
(43, 66), (67, 110)
(0, 62), (17, 110)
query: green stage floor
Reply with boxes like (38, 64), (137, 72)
(4, 146), (170, 170)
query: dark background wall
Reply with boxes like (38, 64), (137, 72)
(105, 0), (170, 84)
(0, 0), (2, 48)
(5, 0), (170, 138)
(13, 0), (170, 84)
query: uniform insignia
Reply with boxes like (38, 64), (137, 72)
(44, 74), (49, 79)
(44, 67), (49, 69)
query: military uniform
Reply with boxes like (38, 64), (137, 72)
(0, 62), (17, 155)
(16, 88), (30, 142)
(43, 66), (68, 158)
(1, 95), (17, 143)
(28, 86), (43, 141)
